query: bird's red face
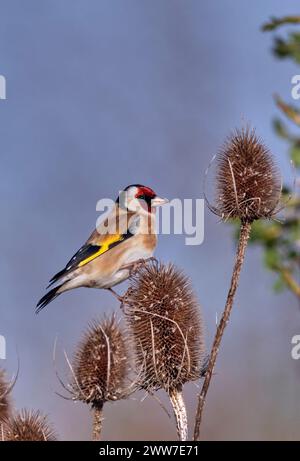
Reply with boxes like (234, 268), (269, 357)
(134, 185), (156, 202)
(118, 184), (168, 212)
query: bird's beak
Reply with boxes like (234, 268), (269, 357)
(151, 196), (169, 207)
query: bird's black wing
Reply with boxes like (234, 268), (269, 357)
(47, 230), (134, 288)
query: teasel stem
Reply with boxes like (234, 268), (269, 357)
(194, 220), (251, 440)
(92, 402), (104, 441)
(169, 386), (188, 441)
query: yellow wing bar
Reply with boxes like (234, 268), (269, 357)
(78, 234), (125, 267)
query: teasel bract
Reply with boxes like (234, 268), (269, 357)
(124, 261), (205, 441)
(194, 127), (282, 440)
(1, 409), (56, 441)
(0, 369), (12, 422)
(70, 315), (129, 441)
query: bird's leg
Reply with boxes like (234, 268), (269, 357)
(121, 256), (157, 276)
(107, 287), (136, 311)
(107, 258), (158, 307)
(106, 287), (124, 304)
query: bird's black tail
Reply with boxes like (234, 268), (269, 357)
(36, 283), (64, 314)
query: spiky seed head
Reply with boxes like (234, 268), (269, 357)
(0, 369), (11, 422)
(72, 315), (128, 406)
(215, 127), (281, 222)
(125, 261), (205, 392)
(1, 409), (56, 441)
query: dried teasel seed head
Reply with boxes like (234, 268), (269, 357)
(1, 409), (56, 441)
(125, 261), (205, 392)
(71, 315), (128, 406)
(0, 369), (11, 422)
(215, 127), (281, 222)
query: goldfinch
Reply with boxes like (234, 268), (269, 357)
(36, 184), (168, 313)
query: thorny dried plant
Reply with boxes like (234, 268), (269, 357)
(124, 261), (205, 441)
(0, 370), (11, 422)
(63, 315), (130, 441)
(211, 127), (281, 222)
(194, 127), (282, 440)
(1, 409), (56, 441)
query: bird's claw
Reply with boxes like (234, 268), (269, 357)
(122, 256), (158, 277)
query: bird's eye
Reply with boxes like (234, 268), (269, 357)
(138, 194), (146, 200)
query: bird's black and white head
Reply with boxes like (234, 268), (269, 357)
(116, 184), (168, 213)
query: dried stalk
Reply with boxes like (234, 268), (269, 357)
(193, 220), (251, 440)
(169, 386), (188, 441)
(92, 402), (104, 441)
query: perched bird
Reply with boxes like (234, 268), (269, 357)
(36, 184), (168, 313)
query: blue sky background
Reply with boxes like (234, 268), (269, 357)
(0, 0), (300, 440)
